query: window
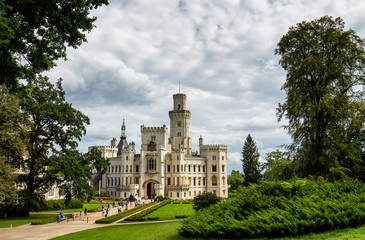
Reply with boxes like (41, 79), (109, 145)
(203, 165), (205, 172)
(118, 178), (121, 185)
(126, 156), (129, 161)
(173, 165), (175, 172)
(184, 192), (186, 197)
(151, 136), (156, 141)
(170, 192), (172, 197)
(223, 190), (226, 196)
(108, 167), (110, 173)
(193, 178), (196, 186)
(188, 178), (191, 185)
(212, 176), (217, 186)
(198, 165), (201, 172)
(177, 165), (179, 172)
(48, 187), (55, 197)
(126, 165), (128, 173)
(222, 177), (225, 185)
(177, 121), (181, 127)
(189, 191), (191, 196)
(177, 192), (179, 197)
(181, 164), (183, 172)
(222, 155), (224, 160)
(130, 165), (133, 173)
(213, 190), (217, 195)
(119, 165), (121, 172)
(177, 132), (181, 137)
(188, 165), (191, 172)
(148, 158), (156, 170)
(194, 191), (196, 196)
(193, 165), (196, 172)
(203, 177), (206, 186)
(136, 165), (139, 173)
(222, 165), (225, 172)
(167, 178), (171, 186)
(212, 156), (217, 160)
(167, 165), (171, 172)
(198, 178), (201, 186)
(212, 165), (217, 172)
(107, 178), (110, 186)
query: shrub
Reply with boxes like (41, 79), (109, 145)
(179, 179), (365, 239)
(193, 192), (220, 211)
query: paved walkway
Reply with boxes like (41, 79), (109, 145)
(0, 202), (164, 240)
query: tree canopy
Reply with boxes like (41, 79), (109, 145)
(7, 77), (109, 215)
(0, 0), (108, 90)
(242, 134), (262, 185)
(193, 192), (220, 211)
(228, 170), (245, 191)
(275, 16), (365, 179)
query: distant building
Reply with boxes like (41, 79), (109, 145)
(89, 93), (228, 199)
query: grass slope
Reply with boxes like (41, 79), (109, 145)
(50, 222), (365, 240)
(144, 204), (194, 220)
(0, 214), (56, 228)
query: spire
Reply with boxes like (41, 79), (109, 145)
(121, 117), (126, 139)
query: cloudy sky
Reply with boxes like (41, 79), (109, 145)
(46, 0), (365, 174)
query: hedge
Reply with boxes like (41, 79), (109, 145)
(31, 214), (72, 225)
(179, 179), (365, 239)
(124, 202), (167, 221)
(95, 202), (157, 224)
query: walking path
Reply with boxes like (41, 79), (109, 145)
(0, 202), (175, 240)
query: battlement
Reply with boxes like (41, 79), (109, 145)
(200, 145), (228, 151)
(141, 124), (168, 133)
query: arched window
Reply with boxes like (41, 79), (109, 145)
(212, 176), (217, 186)
(222, 177), (225, 185)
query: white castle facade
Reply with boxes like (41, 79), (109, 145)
(89, 93), (228, 199)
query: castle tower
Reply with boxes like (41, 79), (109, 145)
(168, 93), (192, 154)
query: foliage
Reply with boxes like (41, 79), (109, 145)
(0, 0), (108, 90)
(31, 213), (72, 225)
(179, 179), (365, 239)
(95, 202), (156, 224)
(263, 150), (294, 180)
(275, 16), (365, 179)
(0, 157), (16, 212)
(228, 170), (245, 191)
(193, 192), (220, 211)
(128, 194), (137, 202)
(242, 134), (262, 184)
(7, 77), (109, 216)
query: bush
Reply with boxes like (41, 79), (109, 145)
(128, 194), (137, 202)
(193, 192), (220, 211)
(31, 214), (72, 225)
(179, 179), (365, 239)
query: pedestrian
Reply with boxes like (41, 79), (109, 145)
(102, 207), (105, 216)
(84, 207), (88, 216)
(73, 211), (76, 221)
(106, 207), (109, 217)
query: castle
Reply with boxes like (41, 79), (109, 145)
(89, 93), (228, 199)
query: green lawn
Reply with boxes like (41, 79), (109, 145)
(0, 214), (56, 228)
(50, 222), (365, 240)
(143, 204), (194, 220)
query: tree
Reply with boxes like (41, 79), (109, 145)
(0, 156), (16, 217)
(275, 16), (365, 178)
(193, 192), (220, 211)
(263, 150), (293, 180)
(0, 0), (108, 90)
(227, 170), (244, 191)
(12, 77), (109, 216)
(242, 134), (262, 185)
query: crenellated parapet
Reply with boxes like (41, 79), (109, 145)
(141, 125), (168, 133)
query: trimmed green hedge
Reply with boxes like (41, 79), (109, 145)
(124, 202), (167, 221)
(95, 202), (157, 224)
(179, 179), (365, 239)
(31, 214), (72, 225)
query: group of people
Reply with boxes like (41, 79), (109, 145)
(57, 208), (88, 223)
(99, 200), (139, 217)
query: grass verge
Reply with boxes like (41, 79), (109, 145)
(50, 222), (365, 240)
(0, 214), (57, 228)
(143, 203), (194, 221)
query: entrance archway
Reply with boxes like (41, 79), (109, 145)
(143, 179), (159, 199)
